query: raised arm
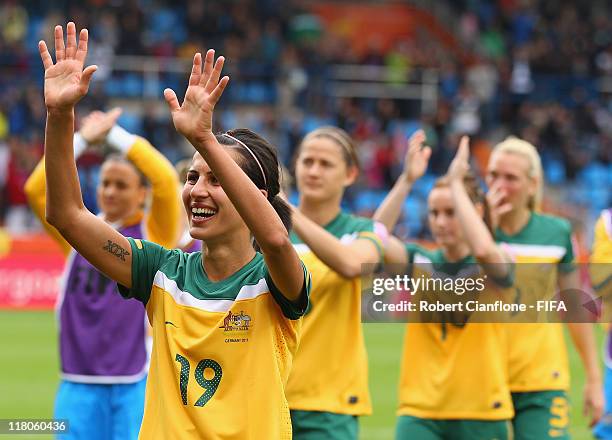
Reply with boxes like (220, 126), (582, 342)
(447, 136), (511, 280)
(24, 159), (71, 255)
(24, 108), (123, 255)
(74, 108), (181, 248)
(40, 22), (132, 287)
(291, 208), (385, 278)
(102, 124), (181, 248)
(163, 50), (304, 301)
(373, 129), (431, 232)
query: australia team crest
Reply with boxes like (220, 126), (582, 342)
(219, 310), (252, 332)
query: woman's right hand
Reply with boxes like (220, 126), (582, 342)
(39, 22), (97, 113)
(486, 182), (513, 230)
(402, 129), (431, 184)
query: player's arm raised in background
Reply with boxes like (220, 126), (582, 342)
(24, 109), (122, 256)
(447, 136), (511, 280)
(40, 22), (132, 287)
(373, 129), (431, 266)
(104, 120), (181, 248)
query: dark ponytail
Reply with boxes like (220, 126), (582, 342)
(216, 128), (292, 250)
(271, 194), (292, 233)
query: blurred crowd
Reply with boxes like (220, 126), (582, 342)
(0, 0), (610, 241)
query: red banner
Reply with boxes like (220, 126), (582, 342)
(0, 234), (65, 309)
(312, 3), (416, 55)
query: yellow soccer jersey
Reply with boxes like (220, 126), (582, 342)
(591, 209), (612, 297)
(397, 244), (514, 420)
(286, 212), (385, 415)
(118, 238), (310, 440)
(496, 212), (575, 392)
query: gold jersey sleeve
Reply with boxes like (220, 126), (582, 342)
(590, 211), (612, 321)
(126, 137), (181, 248)
(24, 136), (180, 252)
(24, 159), (71, 255)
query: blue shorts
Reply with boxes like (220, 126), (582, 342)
(54, 377), (146, 440)
(594, 365), (612, 439)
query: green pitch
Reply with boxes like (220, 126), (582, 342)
(0, 312), (602, 439)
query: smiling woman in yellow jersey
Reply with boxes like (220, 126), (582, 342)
(486, 137), (603, 439)
(37, 25), (309, 439)
(375, 132), (514, 440)
(286, 126), (387, 440)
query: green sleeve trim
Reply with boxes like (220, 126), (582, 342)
(265, 261), (311, 320)
(117, 237), (152, 305)
(405, 243), (418, 263)
(592, 274), (612, 293)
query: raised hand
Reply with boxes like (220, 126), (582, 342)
(447, 135), (470, 182)
(39, 22), (97, 112)
(79, 107), (122, 144)
(402, 129), (431, 183)
(164, 50), (229, 146)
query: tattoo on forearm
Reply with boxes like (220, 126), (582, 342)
(103, 240), (130, 261)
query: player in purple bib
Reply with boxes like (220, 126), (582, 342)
(25, 108), (180, 439)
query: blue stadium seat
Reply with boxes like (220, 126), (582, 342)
(149, 9), (186, 44)
(544, 158), (566, 185)
(123, 74), (144, 97)
(103, 76), (123, 96)
(403, 196), (424, 221)
(387, 120), (421, 139)
(412, 173), (436, 198)
(578, 163), (608, 188)
(302, 115), (335, 133)
(287, 191), (299, 206)
(587, 188), (610, 212)
(117, 113), (143, 136)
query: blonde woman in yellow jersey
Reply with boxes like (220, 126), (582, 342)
(286, 126), (387, 439)
(375, 132), (514, 440)
(486, 137), (604, 439)
(590, 208), (612, 440)
(38, 23), (309, 439)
